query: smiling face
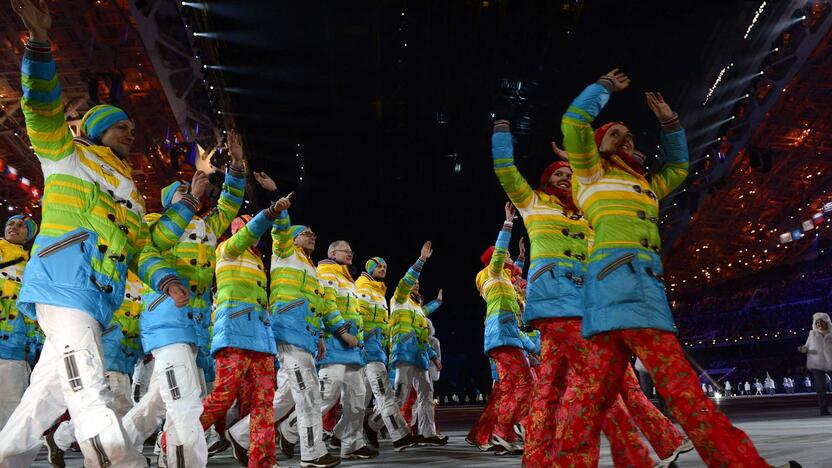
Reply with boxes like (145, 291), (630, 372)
(329, 241), (354, 266)
(100, 120), (135, 159)
(294, 228), (317, 252)
(817, 319), (829, 332)
(599, 123), (634, 157)
(371, 262), (387, 280)
(547, 166), (573, 192)
(4, 218), (28, 245)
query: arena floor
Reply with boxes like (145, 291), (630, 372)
(32, 395), (830, 467)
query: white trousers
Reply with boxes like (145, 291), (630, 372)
(121, 343), (207, 468)
(393, 363), (436, 437)
(228, 343), (326, 460)
(0, 304), (146, 468)
(315, 364), (367, 455)
(0, 359), (30, 430)
(131, 358), (155, 405)
(54, 371), (134, 450)
(364, 361), (409, 441)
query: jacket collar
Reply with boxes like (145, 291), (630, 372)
(318, 259), (355, 282)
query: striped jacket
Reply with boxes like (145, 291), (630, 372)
(492, 128), (591, 322)
(562, 81), (688, 337)
(140, 169), (245, 353)
(269, 212), (346, 356)
(211, 210), (275, 356)
(355, 273), (390, 365)
(389, 259), (440, 370)
(317, 260), (365, 366)
(17, 40), (177, 327)
(103, 270), (143, 374)
(0, 239), (29, 360)
(476, 221), (534, 355)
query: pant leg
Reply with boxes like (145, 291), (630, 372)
(153, 343), (207, 468)
(522, 318), (575, 466)
(623, 329), (769, 468)
(812, 369), (828, 410)
(0, 359), (30, 430)
(550, 330), (632, 468)
(489, 346), (533, 442)
(365, 361), (409, 440)
(337, 366), (367, 455)
(400, 386), (416, 426)
(467, 382), (501, 446)
(619, 365), (683, 459)
(122, 361), (167, 449)
(106, 371), (135, 418)
(200, 348), (248, 430)
(602, 395), (654, 467)
(411, 367), (436, 437)
(242, 351), (276, 467)
(277, 344), (326, 460)
(2, 305), (146, 468)
(393, 363), (414, 425)
(322, 401), (339, 433)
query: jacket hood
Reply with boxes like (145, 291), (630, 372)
(813, 312), (832, 334)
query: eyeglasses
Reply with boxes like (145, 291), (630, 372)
(299, 232), (316, 239)
(334, 249), (354, 255)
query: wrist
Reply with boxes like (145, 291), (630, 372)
(29, 30), (48, 43)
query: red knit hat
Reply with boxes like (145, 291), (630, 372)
(594, 121), (627, 149)
(539, 160), (571, 187)
(481, 246), (496, 266)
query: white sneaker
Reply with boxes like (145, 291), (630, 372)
(491, 434), (523, 455)
(654, 437), (694, 468)
(513, 423), (525, 442)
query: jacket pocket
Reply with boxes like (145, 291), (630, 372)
(37, 231), (90, 258)
(147, 294), (168, 312)
(596, 253), (636, 281)
(28, 229), (97, 289)
(229, 307), (253, 320)
(529, 263), (555, 283)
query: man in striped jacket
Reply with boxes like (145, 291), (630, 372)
(2, 2), (188, 467)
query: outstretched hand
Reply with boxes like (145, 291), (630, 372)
(227, 129), (245, 167)
(420, 241), (433, 262)
(600, 68), (631, 92)
(504, 202), (516, 222)
(11, 0), (50, 41)
(190, 170), (209, 200)
(645, 92), (675, 122)
(518, 236), (526, 260)
(436, 289), (443, 303)
(253, 171), (277, 191)
(271, 192), (293, 212)
(551, 141), (569, 160)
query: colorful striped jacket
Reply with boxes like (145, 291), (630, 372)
(0, 239), (29, 360)
(562, 81), (688, 337)
(17, 40), (177, 327)
(476, 221), (535, 355)
(140, 169), (245, 353)
(103, 270), (143, 374)
(492, 128), (590, 322)
(269, 212), (346, 356)
(211, 210), (276, 356)
(317, 260), (365, 366)
(355, 273), (390, 365)
(389, 259), (440, 370)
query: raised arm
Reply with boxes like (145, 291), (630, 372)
(148, 178), (200, 250)
(220, 194), (291, 260)
(393, 241), (432, 304)
(488, 203), (514, 277)
(205, 130), (247, 237)
(492, 121), (536, 210)
(645, 92), (689, 199)
(129, 220), (189, 307)
(562, 69), (629, 185)
(15, 0), (74, 162)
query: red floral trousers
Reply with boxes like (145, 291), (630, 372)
(554, 328), (770, 468)
(620, 365), (684, 459)
(488, 346), (533, 442)
(200, 348), (276, 467)
(524, 318), (652, 468)
(467, 382), (501, 446)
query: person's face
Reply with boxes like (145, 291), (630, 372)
(294, 228), (317, 252)
(330, 242), (354, 266)
(169, 182), (190, 205)
(100, 120), (135, 159)
(547, 167), (572, 192)
(411, 282), (420, 295)
(4, 218), (28, 245)
(599, 124), (634, 157)
(817, 319), (829, 331)
(372, 262), (387, 280)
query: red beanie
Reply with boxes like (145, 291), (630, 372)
(539, 160), (571, 187)
(594, 121), (627, 149)
(481, 246), (496, 266)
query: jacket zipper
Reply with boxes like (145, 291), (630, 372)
(276, 299), (305, 314)
(229, 307), (253, 319)
(147, 294), (167, 311)
(38, 232), (90, 258)
(90, 435), (111, 467)
(102, 324), (119, 336)
(529, 263), (556, 283)
(596, 253), (636, 281)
